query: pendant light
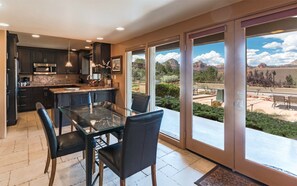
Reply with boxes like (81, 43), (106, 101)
(65, 41), (73, 67)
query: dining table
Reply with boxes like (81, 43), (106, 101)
(58, 101), (139, 186)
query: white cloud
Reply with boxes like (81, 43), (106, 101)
(132, 54), (145, 62)
(155, 52), (180, 63)
(263, 41), (282, 49)
(262, 31), (297, 52)
(247, 49), (297, 66)
(193, 50), (224, 66)
(247, 31), (297, 66)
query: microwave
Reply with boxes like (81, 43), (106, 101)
(33, 63), (57, 75)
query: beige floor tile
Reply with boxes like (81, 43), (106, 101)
(136, 170), (181, 186)
(0, 160), (28, 174)
(157, 141), (177, 154)
(0, 150), (28, 167)
(0, 171), (10, 186)
(191, 158), (216, 173)
(159, 164), (180, 177)
(53, 159), (85, 186)
(29, 149), (47, 165)
(160, 151), (200, 171)
(173, 166), (204, 186)
(9, 161), (45, 185)
(29, 174), (49, 186)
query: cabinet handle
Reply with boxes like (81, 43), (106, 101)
(20, 96), (27, 98)
(20, 104), (27, 107)
(19, 89), (27, 91)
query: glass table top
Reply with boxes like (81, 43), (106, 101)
(59, 101), (139, 135)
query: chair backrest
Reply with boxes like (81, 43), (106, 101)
(71, 92), (92, 106)
(121, 109), (164, 178)
(36, 102), (58, 158)
(131, 93), (150, 113)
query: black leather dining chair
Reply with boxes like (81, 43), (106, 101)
(36, 102), (88, 186)
(111, 93), (150, 142)
(131, 93), (150, 112)
(98, 109), (164, 186)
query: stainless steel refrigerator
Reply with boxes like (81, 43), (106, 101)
(7, 33), (18, 125)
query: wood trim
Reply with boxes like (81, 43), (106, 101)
(241, 7), (297, 28)
(188, 26), (226, 39)
(147, 35), (180, 47)
(125, 45), (146, 52)
(159, 133), (183, 149)
(0, 30), (7, 139)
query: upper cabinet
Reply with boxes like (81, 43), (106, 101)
(16, 43), (110, 75)
(18, 47), (32, 74)
(93, 43), (111, 65)
(56, 50), (79, 74)
(31, 48), (56, 64)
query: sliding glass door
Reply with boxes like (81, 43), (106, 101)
(149, 41), (181, 140)
(234, 7), (297, 185)
(186, 23), (235, 167)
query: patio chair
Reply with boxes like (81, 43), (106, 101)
(288, 96), (297, 109)
(272, 95), (286, 108)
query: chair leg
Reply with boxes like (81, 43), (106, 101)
(49, 158), (57, 186)
(151, 164), (157, 186)
(71, 123), (74, 132)
(106, 134), (110, 145)
(99, 160), (104, 186)
(44, 149), (50, 173)
(120, 179), (126, 186)
(82, 150), (85, 159)
(92, 149), (95, 174)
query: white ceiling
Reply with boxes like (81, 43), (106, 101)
(0, 0), (242, 49)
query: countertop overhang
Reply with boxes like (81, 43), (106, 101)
(49, 86), (117, 94)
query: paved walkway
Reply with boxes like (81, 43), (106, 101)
(159, 107), (297, 176)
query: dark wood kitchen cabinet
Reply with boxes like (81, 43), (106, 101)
(56, 51), (79, 74)
(18, 47), (32, 74)
(31, 48), (56, 64)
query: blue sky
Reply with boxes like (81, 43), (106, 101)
(132, 30), (297, 66)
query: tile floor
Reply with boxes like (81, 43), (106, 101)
(0, 110), (216, 186)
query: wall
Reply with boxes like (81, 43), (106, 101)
(111, 0), (297, 107)
(0, 30), (7, 139)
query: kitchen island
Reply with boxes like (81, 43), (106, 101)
(50, 85), (117, 128)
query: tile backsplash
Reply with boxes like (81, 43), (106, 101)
(19, 74), (80, 85)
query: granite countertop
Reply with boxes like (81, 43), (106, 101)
(20, 83), (86, 88)
(49, 85), (117, 94)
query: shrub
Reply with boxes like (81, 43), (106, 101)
(161, 75), (179, 83)
(156, 96), (297, 139)
(211, 101), (222, 108)
(156, 83), (180, 98)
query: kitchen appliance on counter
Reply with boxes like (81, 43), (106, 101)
(33, 63), (57, 75)
(19, 77), (30, 86)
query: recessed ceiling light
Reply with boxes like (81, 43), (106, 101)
(0, 3), (2, 7)
(0, 23), (9, 27)
(293, 15), (297, 18)
(85, 46), (90, 49)
(270, 30), (284, 34)
(96, 37), (104, 40)
(116, 27), (125, 31)
(71, 49), (77, 51)
(32, 34), (40, 38)
(86, 40), (92, 43)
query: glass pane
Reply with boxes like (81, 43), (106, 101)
(132, 50), (146, 94)
(245, 16), (297, 176)
(192, 32), (225, 150)
(155, 42), (181, 139)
